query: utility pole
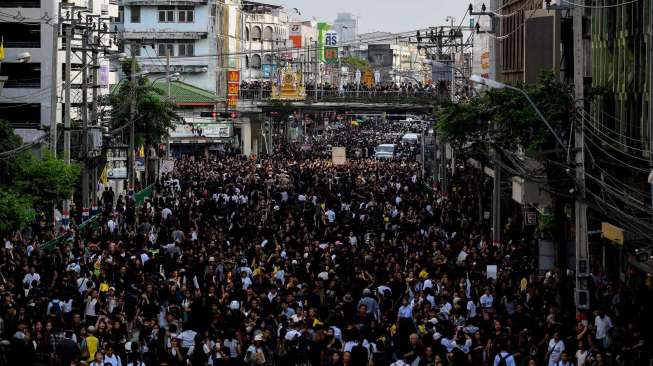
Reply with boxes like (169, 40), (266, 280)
(573, 0), (589, 313)
(128, 44), (137, 198)
(90, 39), (99, 217)
(492, 146), (501, 244)
(62, 23), (73, 228)
(649, 0), (653, 211)
(50, 26), (59, 157)
(81, 25), (90, 222)
(166, 49), (172, 158)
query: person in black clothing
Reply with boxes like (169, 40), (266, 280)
(56, 331), (80, 366)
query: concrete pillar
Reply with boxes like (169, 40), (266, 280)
(242, 119), (252, 156)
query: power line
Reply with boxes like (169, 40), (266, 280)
(561, 0), (640, 8)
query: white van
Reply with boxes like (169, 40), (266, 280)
(401, 133), (420, 144)
(375, 144), (396, 159)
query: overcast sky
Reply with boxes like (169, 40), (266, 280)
(264, 0), (470, 34)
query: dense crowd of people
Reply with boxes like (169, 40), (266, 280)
(0, 119), (651, 366)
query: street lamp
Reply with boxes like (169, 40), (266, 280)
(469, 74), (566, 149)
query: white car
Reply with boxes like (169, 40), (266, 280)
(375, 144), (396, 159)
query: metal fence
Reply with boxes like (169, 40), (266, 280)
(238, 89), (443, 103)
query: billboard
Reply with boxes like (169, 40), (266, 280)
(290, 35), (302, 48)
(317, 22), (331, 62)
(227, 70), (240, 109)
(367, 44), (393, 68)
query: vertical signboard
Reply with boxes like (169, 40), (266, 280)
(227, 70), (240, 109)
(317, 22), (331, 62)
(289, 24), (302, 49)
(325, 47), (339, 64)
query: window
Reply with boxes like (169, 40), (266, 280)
(116, 6), (124, 23)
(0, 0), (40, 8)
(0, 62), (41, 88)
(178, 6), (194, 23)
(158, 42), (174, 56)
(131, 6), (140, 23)
(251, 54), (261, 69)
(0, 103), (40, 129)
(251, 26), (261, 41)
(178, 43), (194, 56)
(61, 63), (83, 82)
(158, 6), (174, 22)
(0, 22), (40, 48)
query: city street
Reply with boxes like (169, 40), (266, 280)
(0, 0), (652, 366)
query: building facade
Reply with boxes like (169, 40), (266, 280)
(242, 1), (289, 82)
(119, 0), (223, 95)
(0, 0), (118, 143)
(332, 12), (357, 44)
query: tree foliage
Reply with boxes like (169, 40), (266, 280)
(435, 72), (573, 154)
(341, 56), (370, 71)
(109, 59), (180, 147)
(0, 119), (21, 152)
(0, 188), (35, 234)
(14, 151), (81, 206)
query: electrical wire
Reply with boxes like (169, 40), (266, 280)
(578, 113), (651, 163)
(489, 0), (534, 18)
(580, 112), (647, 153)
(135, 29), (423, 62)
(485, 8), (539, 40)
(561, 0), (640, 8)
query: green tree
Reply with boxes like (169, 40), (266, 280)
(109, 59), (180, 185)
(435, 72), (573, 155)
(0, 188), (35, 235)
(341, 56), (370, 71)
(14, 151), (80, 208)
(0, 119), (21, 152)
(0, 119), (23, 185)
(109, 59), (179, 147)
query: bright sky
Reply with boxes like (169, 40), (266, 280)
(264, 0), (470, 34)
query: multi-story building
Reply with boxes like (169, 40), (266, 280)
(332, 12), (357, 44)
(0, 0), (118, 144)
(493, 0), (565, 84)
(119, 0), (225, 95)
(242, 0), (290, 82)
(471, 0), (498, 80)
(288, 21), (317, 84)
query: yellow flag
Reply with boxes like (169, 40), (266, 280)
(0, 37), (5, 61)
(100, 164), (108, 185)
(139, 145), (145, 157)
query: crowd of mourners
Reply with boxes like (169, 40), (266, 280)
(0, 119), (652, 366)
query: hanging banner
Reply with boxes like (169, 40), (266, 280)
(362, 69), (375, 88)
(325, 31), (338, 46)
(325, 47), (339, 64)
(227, 70), (240, 108)
(317, 22), (331, 62)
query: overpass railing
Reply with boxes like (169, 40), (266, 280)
(238, 89), (444, 104)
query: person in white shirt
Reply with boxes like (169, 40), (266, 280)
(480, 288), (494, 310)
(397, 297), (413, 319)
(103, 344), (122, 366)
(493, 343), (516, 366)
(594, 310), (613, 343)
(575, 340), (589, 366)
(325, 209), (336, 223)
(23, 267), (40, 289)
(547, 331), (565, 366)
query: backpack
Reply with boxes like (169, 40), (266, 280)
(50, 300), (62, 319)
(497, 353), (511, 366)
